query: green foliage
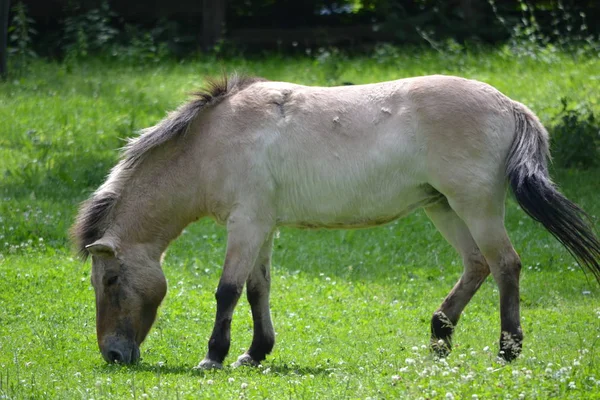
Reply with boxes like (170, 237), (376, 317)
(491, 0), (600, 60)
(61, 3), (178, 66)
(111, 25), (171, 64)
(550, 98), (600, 170)
(8, 1), (36, 76)
(62, 1), (118, 61)
(314, 47), (348, 84)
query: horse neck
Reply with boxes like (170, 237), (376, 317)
(107, 142), (206, 258)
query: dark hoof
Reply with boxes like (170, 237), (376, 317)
(195, 358), (223, 370)
(231, 353), (260, 368)
(430, 311), (454, 357)
(430, 338), (452, 358)
(498, 331), (523, 362)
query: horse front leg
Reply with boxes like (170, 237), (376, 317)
(232, 232), (275, 367)
(196, 214), (273, 369)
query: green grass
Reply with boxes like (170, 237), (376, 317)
(1, 49), (600, 398)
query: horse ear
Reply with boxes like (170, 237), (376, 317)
(86, 240), (117, 257)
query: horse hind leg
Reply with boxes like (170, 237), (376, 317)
(425, 200), (490, 357)
(232, 232), (276, 367)
(448, 194), (524, 361)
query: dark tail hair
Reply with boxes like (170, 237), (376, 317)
(506, 102), (600, 283)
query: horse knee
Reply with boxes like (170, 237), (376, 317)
(493, 251), (522, 283)
(215, 282), (243, 309)
(463, 250), (490, 278)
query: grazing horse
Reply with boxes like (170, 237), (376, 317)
(72, 75), (600, 368)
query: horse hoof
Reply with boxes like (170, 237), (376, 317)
(498, 331), (523, 362)
(430, 338), (451, 358)
(231, 354), (259, 368)
(195, 358), (223, 370)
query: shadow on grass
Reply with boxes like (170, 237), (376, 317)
(95, 362), (332, 376)
(96, 363), (195, 376)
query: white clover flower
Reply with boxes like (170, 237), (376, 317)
(206, 379), (214, 385)
(568, 381), (576, 389)
(483, 346), (490, 352)
(445, 392), (455, 399)
(241, 383), (248, 389)
(228, 377), (235, 383)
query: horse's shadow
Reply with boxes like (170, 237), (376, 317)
(96, 362), (331, 376)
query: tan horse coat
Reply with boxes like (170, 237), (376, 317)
(73, 75), (600, 367)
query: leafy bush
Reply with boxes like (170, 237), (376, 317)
(113, 25), (170, 64)
(491, 0), (600, 60)
(550, 98), (599, 169)
(62, 1), (118, 61)
(8, 1), (37, 75)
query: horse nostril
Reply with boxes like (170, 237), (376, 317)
(107, 349), (124, 363)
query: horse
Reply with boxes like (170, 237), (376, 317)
(71, 74), (600, 368)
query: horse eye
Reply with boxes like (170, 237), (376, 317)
(106, 275), (119, 286)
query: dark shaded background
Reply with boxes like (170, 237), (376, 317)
(14, 0), (600, 53)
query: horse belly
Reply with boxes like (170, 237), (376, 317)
(273, 163), (437, 229)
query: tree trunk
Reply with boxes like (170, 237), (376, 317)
(0, 0), (9, 79)
(202, 0), (226, 50)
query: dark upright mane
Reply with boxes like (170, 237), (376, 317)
(71, 74), (265, 259)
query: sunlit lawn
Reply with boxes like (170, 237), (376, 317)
(1, 49), (599, 398)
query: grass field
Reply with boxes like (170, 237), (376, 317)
(1, 48), (599, 399)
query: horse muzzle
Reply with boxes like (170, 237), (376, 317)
(101, 336), (140, 364)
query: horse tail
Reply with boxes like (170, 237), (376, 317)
(505, 102), (600, 283)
